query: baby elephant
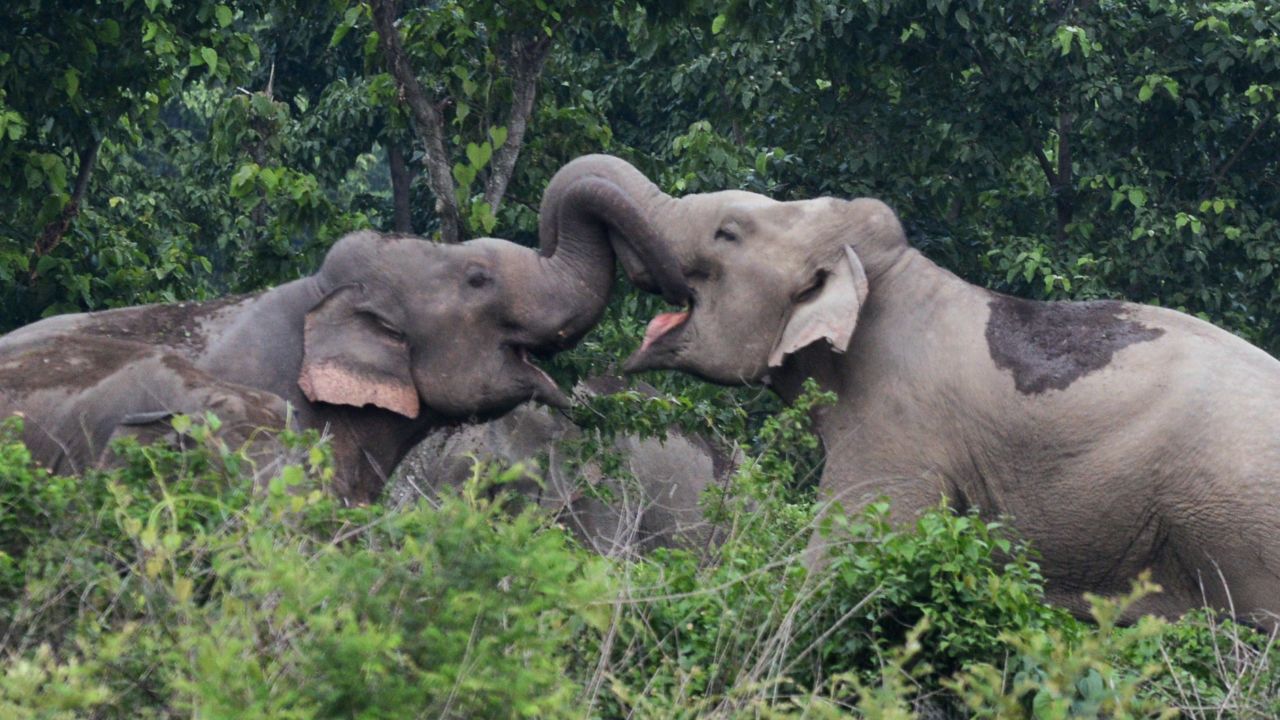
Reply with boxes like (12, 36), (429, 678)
(394, 377), (739, 556)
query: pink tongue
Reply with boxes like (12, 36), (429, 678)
(640, 311), (689, 353)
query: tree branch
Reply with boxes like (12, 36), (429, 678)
(1204, 111), (1273, 200)
(370, 0), (462, 243)
(1031, 145), (1058, 189)
(30, 135), (104, 281)
(483, 33), (552, 211)
(1054, 111), (1074, 244)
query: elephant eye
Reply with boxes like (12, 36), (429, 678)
(714, 227), (739, 243)
(795, 270), (828, 303)
(465, 267), (493, 289)
(362, 311), (405, 339)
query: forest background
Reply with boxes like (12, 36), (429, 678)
(2, 1), (1280, 717)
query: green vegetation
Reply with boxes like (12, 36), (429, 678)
(3, 402), (1279, 717)
(3, 0), (1280, 716)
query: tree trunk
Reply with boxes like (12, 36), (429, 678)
(370, 0), (463, 243)
(30, 135), (104, 281)
(483, 34), (552, 210)
(388, 138), (414, 233)
(1054, 111), (1074, 245)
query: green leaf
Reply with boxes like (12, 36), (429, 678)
(170, 414), (192, 435)
(230, 163), (258, 195)
(329, 24), (351, 48)
(98, 18), (121, 43)
(200, 47), (218, 74)
(711, 14), (726, 35)
(64, 70), (79, 99)
(465, 142), (492, 170)
(1127, 188), (1146, 208)
(452, 162), (476, 187)
(215, 5), (233, 28)
(488, 125), (508, 148)
(1138, 84), (1153, 102)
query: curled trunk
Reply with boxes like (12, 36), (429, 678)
(528, 155), (689, 346)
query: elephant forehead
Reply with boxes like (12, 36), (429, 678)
(719, 197), (804, 227)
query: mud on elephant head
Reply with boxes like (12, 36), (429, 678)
(549, 153), (1280, 628)
(0, 171), (688, 501)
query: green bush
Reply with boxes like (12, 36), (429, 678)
(4, 406), (1279, 718)
(0, 418), (612, 718)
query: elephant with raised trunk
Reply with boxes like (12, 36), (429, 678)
(546, 153), (1280, 626)
(0, 171), (688, 502)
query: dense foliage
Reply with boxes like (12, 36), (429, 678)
(3, 0), (1280, 716)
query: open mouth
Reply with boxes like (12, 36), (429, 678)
(508, 343), (570, 408)
(624, 299), (694, 374)
(513, 344), (556, 385)
(638, 309), (690, 354)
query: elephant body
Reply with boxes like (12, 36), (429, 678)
(394, 377), (737, 555)
(779, 252), (1280, 621)
(546, 154), (1280, 625)
(1, 172), (690, 501)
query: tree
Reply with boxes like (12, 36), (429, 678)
(355, 0), (570, 241)
(596, 0), (1280, 350)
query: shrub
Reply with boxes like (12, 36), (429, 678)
(4, 404), (1277, 718)
(0, 418), (611, 718)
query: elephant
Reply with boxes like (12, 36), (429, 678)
(393, 376), (739, 556)
(544, 153), (1280, 626)
(0, 172), (691, 502)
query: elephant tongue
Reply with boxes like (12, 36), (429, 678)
(639, 311), (689, 353)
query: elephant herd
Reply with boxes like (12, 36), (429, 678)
(4, 154), (1280, 627)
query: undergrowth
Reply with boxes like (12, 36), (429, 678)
(1, 391), (1278, 718)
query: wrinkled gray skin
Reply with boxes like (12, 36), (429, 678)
(554, 154), (1280, 626)
(0, 173), (690, 502)
(394, 376), (737, 556)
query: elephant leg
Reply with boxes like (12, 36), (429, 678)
(804, 470), (949, 568)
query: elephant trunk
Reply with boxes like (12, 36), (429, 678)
(528, 154), (689, 346)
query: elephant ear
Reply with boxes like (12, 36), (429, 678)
(298, 284), (420, 418)
(768, 245), (869, 367)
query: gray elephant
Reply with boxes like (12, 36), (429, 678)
(0, 172), (689, 501)
(394, 376), (738, 555)
(548, 154), (1280, 625)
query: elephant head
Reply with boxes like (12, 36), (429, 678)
(296, 170), (691, 422)
(538, 154), (908, 384)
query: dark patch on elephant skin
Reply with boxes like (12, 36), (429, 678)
(0, 335), (149, 392)
(984, 295), (1165, 394)
(82, 293), (253, 352)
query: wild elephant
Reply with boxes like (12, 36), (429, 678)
(0, 173), (689, 502)
(394, 376), (738, 556)
(543, 153), (1280, 626)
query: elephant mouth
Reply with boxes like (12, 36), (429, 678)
(509, 343), (571, 408)
(639, 310), (689, 354)
(623, 304), (691, 373)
